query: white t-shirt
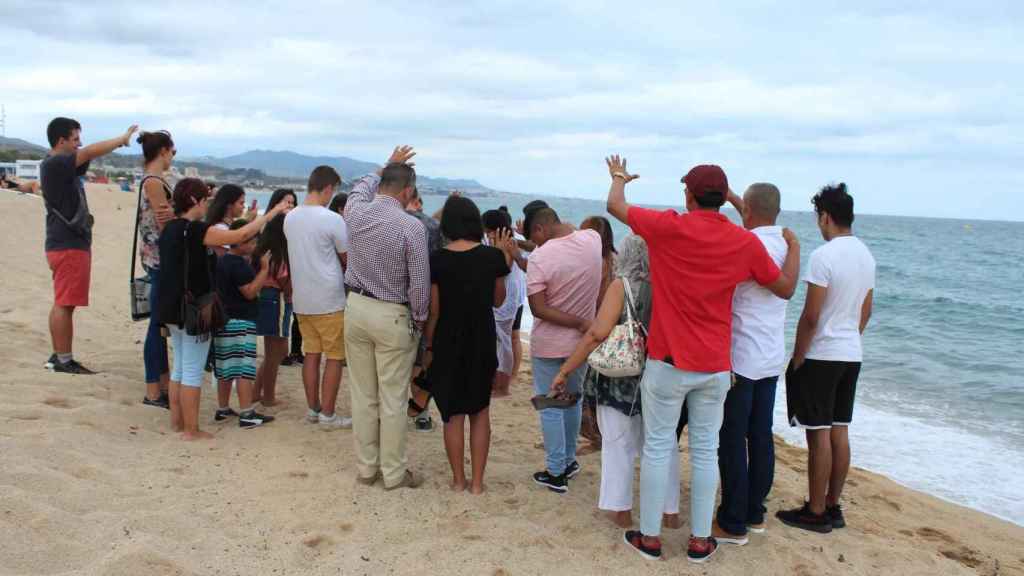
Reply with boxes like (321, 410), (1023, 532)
(284, 205), (349, 315)
(494, 262), (526, 322)
(805, 235), (876, 362)
(731, 226), (789, 380)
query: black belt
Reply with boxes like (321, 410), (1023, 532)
(346, 284), (408, 306)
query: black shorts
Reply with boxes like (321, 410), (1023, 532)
(786, 359), (860, 429)
(512, 305), (524, 331)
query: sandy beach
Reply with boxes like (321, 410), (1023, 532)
(1, 185), (1021, 576)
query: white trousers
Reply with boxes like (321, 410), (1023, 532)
(597, 405), (680, 513)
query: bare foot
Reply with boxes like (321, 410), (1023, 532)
(261, 398), (279, 407)
(662, 513), (682, 529)
(450, 479), (467, 492)
(609, 510), (633, 528)
(469, 483), (486, 495)
(182, 430), (214, 441)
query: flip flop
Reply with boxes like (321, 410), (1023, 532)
(531, 393), (581, 410)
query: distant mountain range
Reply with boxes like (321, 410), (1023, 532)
(0, 137), (499, 194)
(195, 149), (496, 194)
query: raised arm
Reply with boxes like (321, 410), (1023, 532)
(77, 125), (137, 167)
(726, 188), (745, 221)
(204, 202), (288, 247)
(791, 282), (826, 368)
(763, 228), (801, 300)
(605, 154), (640, 225)
(550, 279), (625, 394)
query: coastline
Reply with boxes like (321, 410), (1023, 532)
(1, 185), (1021, 575)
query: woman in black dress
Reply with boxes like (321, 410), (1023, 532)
(424, 196), (514, 494)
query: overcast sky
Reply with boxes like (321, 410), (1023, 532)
(2, 1), (1021, 221)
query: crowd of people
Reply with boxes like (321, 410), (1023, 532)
(34, 117), (876, 564)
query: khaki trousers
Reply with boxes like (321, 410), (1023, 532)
(344, 292), (417, 487)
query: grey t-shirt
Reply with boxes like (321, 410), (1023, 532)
(40, 153), (92, 251)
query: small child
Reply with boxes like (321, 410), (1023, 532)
(213, 218), (274, 428)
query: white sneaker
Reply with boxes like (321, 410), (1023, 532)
(319, 413), (353, 429)
(305, 409), (321, 423)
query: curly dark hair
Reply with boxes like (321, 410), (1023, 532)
(812, 182), (854, 228)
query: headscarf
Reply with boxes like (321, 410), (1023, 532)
(615, 234), (649, 286)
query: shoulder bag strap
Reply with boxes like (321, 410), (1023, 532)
(620, 277), (648, 338)
(130, 177), (148, 282)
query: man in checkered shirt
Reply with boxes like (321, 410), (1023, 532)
(343, 146), (429, 490)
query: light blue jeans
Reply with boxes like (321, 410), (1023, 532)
(639, 359), (730, 537)
(168, 325), (211, 388)
(532, 357), (585, 476)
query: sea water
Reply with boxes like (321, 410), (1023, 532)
(259, 190), (1024, 525)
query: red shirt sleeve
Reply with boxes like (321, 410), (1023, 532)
(748, 235), (781, 286)
(627, 206), (670, 240)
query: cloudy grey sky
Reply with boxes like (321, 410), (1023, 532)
(2, 1), (1021, 220)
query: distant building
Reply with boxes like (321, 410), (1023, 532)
(0, 162), (15, 178)
(184, 166), (200, 179)
(16, 159), (41, 180)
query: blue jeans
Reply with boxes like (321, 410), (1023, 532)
(717, 374), (778, 534)
(143, 266), (169, 384)
(168, 325), (211, 388)
(532, 357), (585, 476)
(639, 360), (730, 538)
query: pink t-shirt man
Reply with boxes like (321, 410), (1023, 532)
(526, 229), (603, 358)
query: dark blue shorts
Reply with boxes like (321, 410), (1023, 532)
(256, 287), (292, 338)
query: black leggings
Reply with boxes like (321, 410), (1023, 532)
(289, 313), (302, 356)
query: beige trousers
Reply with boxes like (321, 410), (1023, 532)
(344, 292), (417, 487)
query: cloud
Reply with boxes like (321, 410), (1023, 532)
(1, 1), (1021, 220)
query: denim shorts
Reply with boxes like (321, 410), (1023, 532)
(256, 287), (292, 337)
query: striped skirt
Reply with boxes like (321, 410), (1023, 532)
(213, 319), (257, 381)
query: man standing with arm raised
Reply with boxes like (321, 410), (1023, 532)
(605, 155), (799, 564)
(344, 146), (429, 490)
(41, 117), (138, 374)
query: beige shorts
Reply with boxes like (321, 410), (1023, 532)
(296, 311), (346, 361)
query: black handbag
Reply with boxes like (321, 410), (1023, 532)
(181, 221), (226, 338)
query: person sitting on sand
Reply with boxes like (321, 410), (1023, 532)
(777, 183), (875, 534)
(551, 234), (682, 529)
(711, 184), (797, 545)
(136, 131), (176, 409)
(212, 219), (276, 428)
(252, 213), (292, 408)
(482, 208), (526, 398)
(41, 117), (139, 375)
(525, 207), (602, 494)
(605, 156), (800, 564)
(284, 166), (352, 430)
(423, 196), (514, 493)
(158, 178), (289, 440)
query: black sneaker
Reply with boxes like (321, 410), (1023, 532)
(52, 359), (96, 375)
(239, 411), (275, 429)
(565, 460), (581, 480)
(532, 470), (568, 493)
(214, 408), (239, 421)
(623, 530), (662, 561)
(827, 504), (846, 529)
(281, 355), (294, 366)
(414, 415), (434, 432)
(143, 395), (170, 409)
(44, 354), (58, 370)
(776, 503), (833, 534)
(687, 536), (719, 564)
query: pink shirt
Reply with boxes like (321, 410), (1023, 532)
(526, 229), (603, 358)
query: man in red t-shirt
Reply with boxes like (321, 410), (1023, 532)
(605, 155), (800, 564)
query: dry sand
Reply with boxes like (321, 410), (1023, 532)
(1, 185), (1022, 576)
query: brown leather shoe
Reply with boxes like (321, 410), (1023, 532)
(384, 470), (423, 490)
(356, 471), (381, 486)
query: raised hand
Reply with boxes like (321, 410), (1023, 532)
(386, 145), (417, 167)
(245, 199), (259, 220)
(605, 154), (639, 183)
(782, 227), (799, 246)
(122, 125), (140, 147)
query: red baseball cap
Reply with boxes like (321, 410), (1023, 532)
(682, 165), (728, 198)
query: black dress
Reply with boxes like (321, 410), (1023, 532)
(427, 245), (511, 422)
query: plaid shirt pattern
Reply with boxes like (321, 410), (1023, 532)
(343, 174), (430, 322)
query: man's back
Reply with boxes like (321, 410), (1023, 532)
(805, 236), (875, 362)
(526, 229), (602, 358)
(40, 153), (91, 251)
(627, 206), (781, 373)
(284, 205), (347, 315)
(731, 226), (789, 380)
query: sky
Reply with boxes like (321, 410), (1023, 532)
(1, 1), (1022, 221)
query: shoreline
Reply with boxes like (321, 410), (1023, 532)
(1, 185), (1021, 575)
